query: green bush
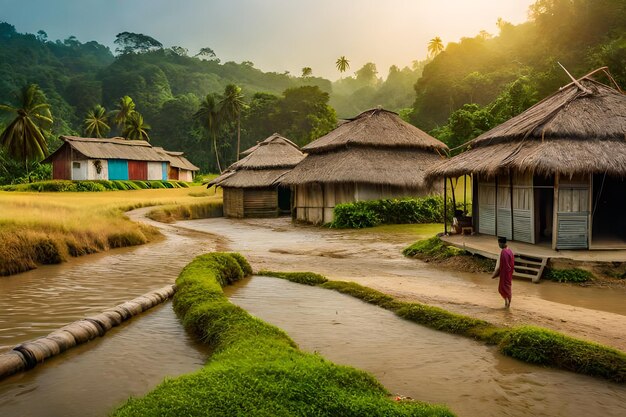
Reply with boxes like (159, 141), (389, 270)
(331, 196), (447, 228)
(544, 268), (593, 283)
(74, 181), (107, 192)
(0, 179), (194, 192)
(113, 253), (453, 416)
(148, 180), (166, 189)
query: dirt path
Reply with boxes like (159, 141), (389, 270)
(175, 217), (626, 352)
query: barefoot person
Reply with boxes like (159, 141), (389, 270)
(491, 236), (514, 308)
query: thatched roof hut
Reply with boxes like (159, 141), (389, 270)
(153, 147), (199, 181)
(427, 69), (626, 250)
(209, 133), (305, 218)
(280, 108), (449, 224)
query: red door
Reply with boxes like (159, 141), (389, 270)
(128, 161), (148, 180)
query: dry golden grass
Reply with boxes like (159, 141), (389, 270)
(0, 186), (222, 275)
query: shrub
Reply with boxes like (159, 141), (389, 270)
(74, 181), (107, 192)
(331, 196), (447, 228)
(544, 268), (593, 283)
(148, 180), (166, 189)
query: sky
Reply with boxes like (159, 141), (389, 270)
(0, 0), (537, 80)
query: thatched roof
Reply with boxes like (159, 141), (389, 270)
(154, 147), (199, 171)
(428, 73), (626, 179)
(280, 147), (444, 188)
(280, 108), (447, 187)
(42, 136), (168, 163)
(302, 108), (448, 154)
(209, 134), (304, 188)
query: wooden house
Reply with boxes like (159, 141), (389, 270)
(279, 108), (449, 224)
(43, 136), (169, 181)
(154, 148), (199, 181)
(208, 134), (305, 218)
(427, 68), (626, 250)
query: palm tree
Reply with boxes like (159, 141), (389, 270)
(336, 56), (350, 76)
(219, 84), (246, 161)
(194, 94), (223, 173)
(0, 83), (53, 173)
(301, 67), (313, 78)
(122, 112), (150, 141)
(111, 95), (136, 128)
(83, 105), (110, 138)
(427, 37), (444, 58)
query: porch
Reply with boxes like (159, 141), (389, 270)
(441, 233), (626, 263)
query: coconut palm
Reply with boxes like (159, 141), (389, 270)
(0, 83), (53, 171)
(83, 105), (110, 138)
(122, 112), (150, 141)
(335, 56), (350, 75)
(194, 94), (223, 173)
(111, 95), (136, 128)
(219, 84), (246, 161)
(301, 67), (313, 78)
(427, 37), (444, 58)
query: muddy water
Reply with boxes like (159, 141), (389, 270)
(0, 302), (210, 417)
(226, 276), (626, 417)
(0, 209), (216, 416)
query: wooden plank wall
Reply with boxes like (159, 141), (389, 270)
(128, 161), (148, 180)
(556, 174), (589, 249)
(52, 145), (72, 180)
(243, 189), (278, 218)
(223, 188), (244, 218)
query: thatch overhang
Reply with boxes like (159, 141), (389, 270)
(42, 136), (168, 163)
(279, 147), (445, 188)
(427, 73), (626, 179)
(208, 133), (304, 188)
(302, 108), (448, 155)
(154, 147), (199, 171)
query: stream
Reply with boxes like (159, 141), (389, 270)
(0, 211), (625, 416)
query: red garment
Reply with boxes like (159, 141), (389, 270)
(498, 247), (514, 299)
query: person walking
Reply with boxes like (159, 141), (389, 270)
(491, 236), (514, 308)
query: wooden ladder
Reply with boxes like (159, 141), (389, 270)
(513, 254), (548, 283)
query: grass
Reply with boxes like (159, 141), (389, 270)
(356, 223), (444, 237)
(402, 236), (467, 259)
(113, 253), (454, 417)
(0, 186), (222, 276)
(265, 271), (626, 383)
(258, 270), (328, 286)
(146, 200), (223, 223)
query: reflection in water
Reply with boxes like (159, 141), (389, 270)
(0, 302), (210, 417)
(226, 276), (626, 417)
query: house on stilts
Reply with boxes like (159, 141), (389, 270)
(427, 68), (626, 252)
(208, 133), (305, 218)
(280, 108), (449, 224)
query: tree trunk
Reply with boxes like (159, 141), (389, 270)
(236, 116), (241, 161)
(213, 133), (222, 174)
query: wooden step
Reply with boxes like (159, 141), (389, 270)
(513, 253), (548, 283)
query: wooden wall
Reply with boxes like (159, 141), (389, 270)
(223, 188), (279, 218)
(51, 144), (71, 180)
(223, 188), (244, 218)
(128, 161), (148, 180)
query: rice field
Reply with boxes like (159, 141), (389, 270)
(0, 185), (222, 276)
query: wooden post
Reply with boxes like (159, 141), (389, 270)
(587, 174), (588, 249)
(494, 175), (499, 236)
(443, 177), (448, 235)
(463, 174), (467, 213)
(552, 174), (559, 250)
(509, 170), (515, 241)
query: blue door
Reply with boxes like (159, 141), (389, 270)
(162, 162), (168, 180)
(108, 160), (129, 180)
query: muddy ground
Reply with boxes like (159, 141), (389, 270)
(174, 216), (626, 352)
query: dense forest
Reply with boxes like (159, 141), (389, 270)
(1, 0), (625, 183)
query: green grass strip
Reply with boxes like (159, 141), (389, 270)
(113, 254), (454, 417)
(258, 270), (328, 286)
(266, 271), (626, 383)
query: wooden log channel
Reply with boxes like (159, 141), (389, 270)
(0, 284), (176, 380)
